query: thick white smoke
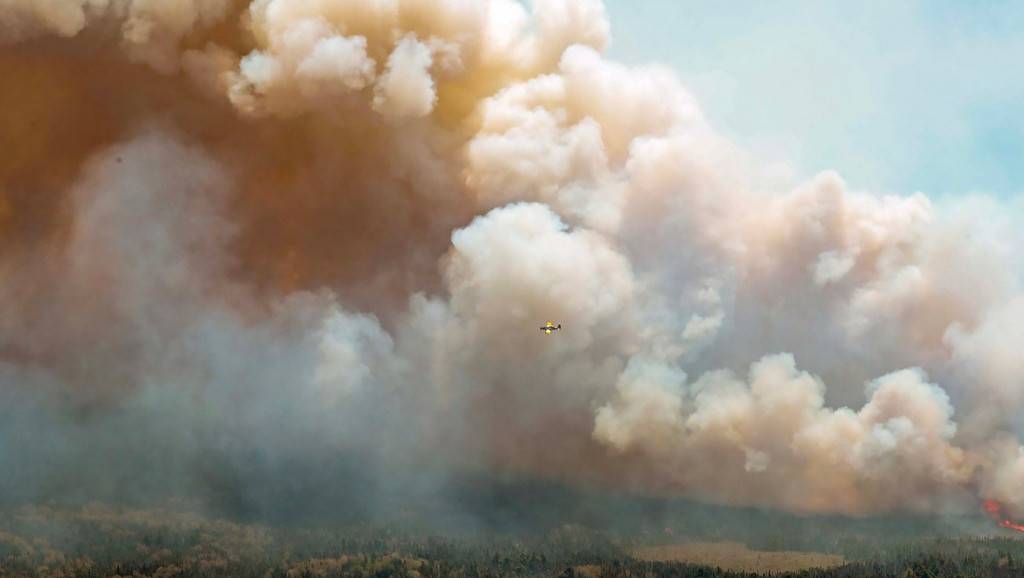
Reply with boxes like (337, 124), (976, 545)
(1, 0), (1023, 521)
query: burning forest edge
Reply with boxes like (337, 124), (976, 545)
(985, 501), (1024, 534)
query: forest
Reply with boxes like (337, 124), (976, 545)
(1, 501), (1023, 578)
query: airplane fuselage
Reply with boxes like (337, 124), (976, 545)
(540, 323), (561, 334)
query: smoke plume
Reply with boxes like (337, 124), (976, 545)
(1, 0), (1023, 523)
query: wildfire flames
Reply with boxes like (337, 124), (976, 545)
(984, 501), (1024, 533)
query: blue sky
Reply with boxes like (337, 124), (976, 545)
(601, 0), (1024, 197)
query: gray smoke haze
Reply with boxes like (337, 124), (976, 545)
(1, 0), (1024, 524)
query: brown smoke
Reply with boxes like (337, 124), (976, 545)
(1, 0), (1023, 520)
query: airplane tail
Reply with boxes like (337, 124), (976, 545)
(557, 324), (561, 329)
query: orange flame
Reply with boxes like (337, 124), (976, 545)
(984, 500), (1024, 532)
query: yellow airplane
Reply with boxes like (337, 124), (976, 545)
(539, 321), (562, 334)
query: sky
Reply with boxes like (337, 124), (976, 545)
(7, 0), (1024, 524)
(602, 0), (1024, 198)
